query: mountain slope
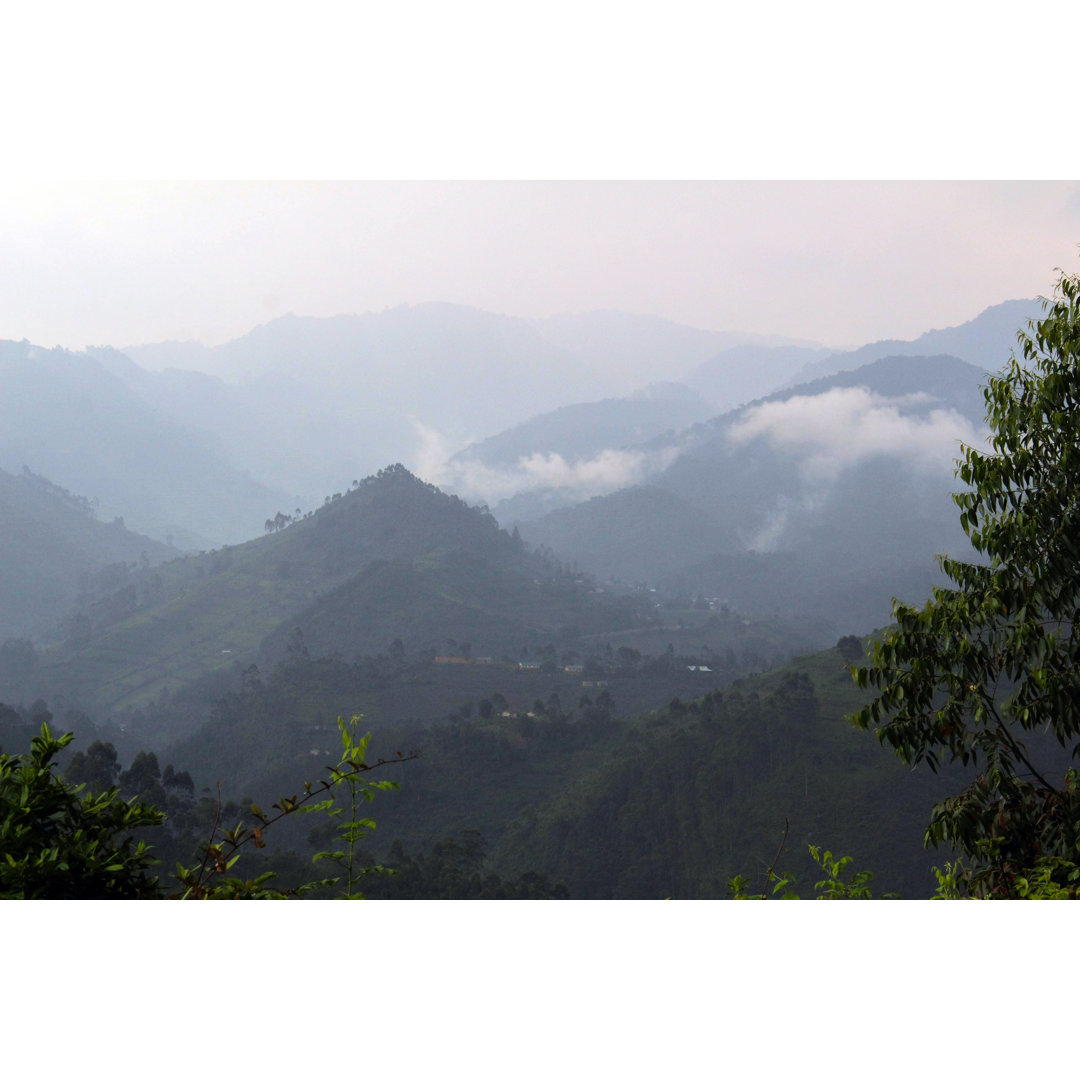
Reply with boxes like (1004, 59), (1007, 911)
(126, 305), (616, 499)
(28, 465), (654, 716)
(681, 343), (832, 412)
(0, 466), (174, 641)
(0, 340), (294, 546)
(119, 305), (823, 510)
(437, 387), (711, 520)
(448, 389), (711, 472)
(489, 641), (960, 898)
(257, 549), (649, 666)
(530, 311), (818, 385)
(514, 486), (727, 583)
(519, 354), (988, 632)
(786, 298), (1042, 385)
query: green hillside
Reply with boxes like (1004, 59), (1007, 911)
(24, 465), (656, 717)
(486, 640), (963, 897)
(516, 485), (728, 584)
(256, 549), (654, 666)
(149, 632), (986, 899)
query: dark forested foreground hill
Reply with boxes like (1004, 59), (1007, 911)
(372, 640), (1072, 899)
(12, 628), (1067, 900)
(142, 633), (1036, 900)
(3, 457), (968, 898)
(487, 645), (948, 898)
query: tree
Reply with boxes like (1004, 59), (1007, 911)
(120, 750), (162, 798)
(1, 725), (164, 899)
(851, 268), (1080, 897)
(65, 739), (122, 793)
(1, 709), (416, 900)
(174, 716), (414, 899)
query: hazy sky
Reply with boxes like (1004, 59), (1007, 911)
(1, 180), (1077, 358)
(3, 6), (1078, 368)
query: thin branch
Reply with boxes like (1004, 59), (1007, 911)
(180, 750), (419, 897)
(189, 781), (225, 890)
(761, 818), (790, 900)
(985, 698), (1055, 791)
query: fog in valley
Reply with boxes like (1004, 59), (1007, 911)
(3, 179), (1080, 904)
(6, 15), (1079, 1080)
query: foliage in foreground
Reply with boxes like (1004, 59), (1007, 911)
(173, 716), (411, 899)
(727, 820), (899, 899)
(9, 273), (1080, 900)
(0, 716), (413, 900)
(1, 724), (164, 899)
(358, 831), (569, 899)
(850, 269), (1080, 897)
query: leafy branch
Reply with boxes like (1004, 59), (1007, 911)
(174, 716), (418, 899)
(728, 822), (897, 899)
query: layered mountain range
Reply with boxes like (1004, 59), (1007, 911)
(517, 353), (989, 632)
(8, 466), (661, 720)
(1, 294), (1040, 700)
(0, 293), (1052, 898)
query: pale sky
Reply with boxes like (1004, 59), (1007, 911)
(2, 180), (1077, 357)
(2, 5), (1078, 362)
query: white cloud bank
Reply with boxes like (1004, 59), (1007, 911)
(728, 387), (985, 480)
(411, 420), (680, 505)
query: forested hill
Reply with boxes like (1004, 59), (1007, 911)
(519, 354), (986, 632)
(19, 465), (655, 719)
(154, 633), (989, 899)
(0, 466), (174, 641)
(489, 642), (952, 898)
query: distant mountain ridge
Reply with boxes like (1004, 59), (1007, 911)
(529, 310), (819, 380)
(519, 353), (988, 633)
(117, 305), (824, 509)
(123, 305), (619, 503)
(449, 390), (713, 472)
(436, 389), (713, 520)
(427, 297), (1029, 524)
(0, 339), (295, 547)
(784, 298), (1042, 385)
(2, 295), (1037, 637)
(682, 343), (833, 412)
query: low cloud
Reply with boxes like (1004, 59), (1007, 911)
(728, 386), (984, 480)
(410, 420), (458, 485)
(411, 419), (680, 504)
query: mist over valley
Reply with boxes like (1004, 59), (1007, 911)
(1, 285), (1052, 899)
(3, 175), (1078, 900)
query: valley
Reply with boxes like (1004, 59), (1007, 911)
(2, 288), (1072, 899)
